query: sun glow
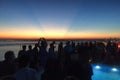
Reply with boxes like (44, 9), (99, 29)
(0, 25), (44, 39)
(40, 24), (68, 39)
(0, 24), (120, 40)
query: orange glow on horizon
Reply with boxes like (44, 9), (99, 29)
(0, 26), (120, 40)
(0, 32), (120, 40)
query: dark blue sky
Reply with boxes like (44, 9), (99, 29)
(0, 0), (120, 39)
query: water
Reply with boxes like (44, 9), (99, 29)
(0, 40), (37, 60)
(92, 64), (120, 80)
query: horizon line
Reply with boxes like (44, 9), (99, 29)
(0, 37), (120, 41)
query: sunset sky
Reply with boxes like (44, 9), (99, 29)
(0, 0), (120, 40)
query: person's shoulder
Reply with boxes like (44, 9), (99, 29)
(18, 50), (23, 53)
(15, 67), (37, 75)
(26, 67), (37, 73)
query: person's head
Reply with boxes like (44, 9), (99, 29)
(52, 41), (55, 44)
(22, 45), (26, 50)
(50, 43), (54, 48)
(34, 43), (39, 47)
(28, 45), (32, 50)
(59, 42), (63, 47)
(4, 51), (15, 61)
(66, 41), (70, 45)
(60, 42), (63, 45)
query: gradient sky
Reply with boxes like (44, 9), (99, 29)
(0, 0), (120, 39)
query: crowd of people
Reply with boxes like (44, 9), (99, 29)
(0, 38), (120, 80)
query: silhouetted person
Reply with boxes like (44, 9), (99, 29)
(51, 41), (56, 47)
(27, 45), (34, 62)
(80, 45), (93, 80)
(0, 51), (17, 79)
(31, 43), (40, 71)
(52, 41), (56, 44)
(64, 50), (93, 80)
(33, 43), (39, 61)
(18, 45), (27, 59)
(41, 58), (64, 80)
(91, 41), (98, 62)
(64, 41), (73, 64)
(96, 42), (106, 62)
(58, 42), (64, 63)
(75, 42), (80, 53)
(111, 42), (118, 64)
(15, 54), (38, 80)
(38, 38), (48, 48)
(39, 38), (48, 68)
(105, 41), (113, 64)
(88, 41), (94, 60)
(48, 43), (56, 59)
